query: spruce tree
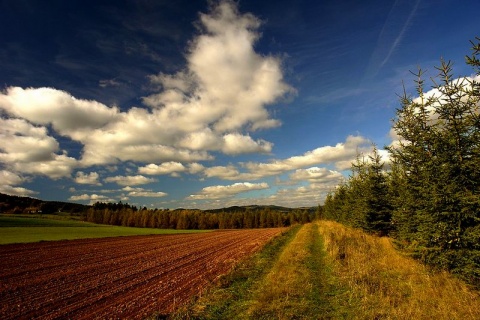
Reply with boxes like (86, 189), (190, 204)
(387, 37), (480, 283)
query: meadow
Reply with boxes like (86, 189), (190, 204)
(0, 215), (208, 244)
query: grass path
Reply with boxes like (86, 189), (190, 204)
(171, 221), (480, 320)
(172, 223), (342, 319)
(243, 223), (338, 319)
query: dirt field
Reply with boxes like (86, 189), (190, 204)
(0, 228), (284, 319)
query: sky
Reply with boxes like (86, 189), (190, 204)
(1, 0), (479, 209)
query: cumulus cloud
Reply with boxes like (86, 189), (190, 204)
(138, 162), (186, 175)
(289, 167), (343, 183)
(221, 133), (273, 155)
(74, 171), (102, 185)
(0, 1), (292, 178)
(85, 0), (290, 163)
(203, 165), (241, 180)
(1, 169), (25, 186)
(128, 190), (168, 198)
(68, 193), (108, 201)
(188, 163), (205, 174)
(186, 178), (337, 208)
(246, 135), (371, 173)
(118, 186), (167, 198)
(267, 183), (334, 207)
(0, 87), (118, 136)
(0, 170), (37, 196)
(0, 118), (77, 179)
(204, 135), (371, 180)
(143, 1), (293, 133)
(188, 182), (269, 200)
(0, 185), (38, 197)
(104, 175), (157, 186)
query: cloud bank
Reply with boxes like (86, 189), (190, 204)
(0, 0), (290, 179)
(0, 1), (373, 209)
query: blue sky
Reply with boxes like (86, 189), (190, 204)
(1, 0), (479, 209)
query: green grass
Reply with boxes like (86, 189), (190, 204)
(240, 223), (344, 319)
(165, 221), (480, 319)
(169, 225), (301, 319)
(0, 215), (89, 227)
(0, 215), (209, 245)
(170, 223), (347, 319)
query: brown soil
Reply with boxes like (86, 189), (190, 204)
(0, 228), (284, 319)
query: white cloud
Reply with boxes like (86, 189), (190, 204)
(142, 0), (292, 140)
(1, 170), (25, 186)
(138, 162), (186, 175)
(0, 185), (38, 197)
(74, 171), (102, 185)
(204, 135), (371, 180)
(119, 186), (167, 198)
(177, 128), (222, 151)
(128, 191), (168, 198)
(0, 118), (57, 163)
(0, 170), (38, 196)
(0, 1), (292, 180)
(267, 183), (333, 207)
(0, 118), (78, 179)
(203, 165), (241, 180)
(104, 175), (157, 186)
(289, 167), (343, 183)
(122, 186), (144, 192)
(11, 155), (77, 179)
(412, 75), (480, 107)
(68, 193), (116, 205)
(221, 133), (273, 155)
(188, 163), (205, 174)
(0, 87), (118, 135)
(188, 182), (269, 200)
(69, 193), (108, 201)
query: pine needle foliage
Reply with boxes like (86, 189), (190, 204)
(324, 37), (480, 287)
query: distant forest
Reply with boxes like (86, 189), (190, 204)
(85, 202), (318, 229)
(323, 37), (480, 287)
(0, 193), (86, 215)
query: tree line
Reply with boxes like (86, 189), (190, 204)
(85, 202), (319, 229)
(323, 37), (480, 287)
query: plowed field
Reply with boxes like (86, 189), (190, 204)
(0, 228), (284, 319)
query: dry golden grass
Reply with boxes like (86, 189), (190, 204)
(245, 223), (317, 319)
(318, 220), (480, 320)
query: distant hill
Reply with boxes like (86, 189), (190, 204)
(203, 205), (316, 214)
(0, 193), (87, 215)
(0, 193), (316, 215)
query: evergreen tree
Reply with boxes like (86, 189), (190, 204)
(387, 38), (480, 282)
(358, 146), (393, 235)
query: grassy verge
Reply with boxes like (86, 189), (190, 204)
(243, 222), (343, 319)
(171, 223), (345, 320)
(0, 215), (209, 245)
(318, 220), (480, 319)
(170, 221), (480, 320)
